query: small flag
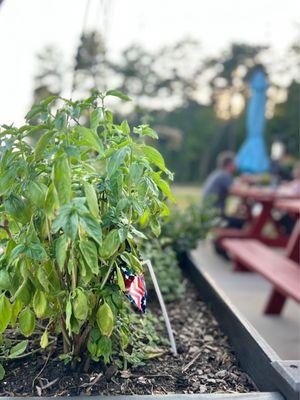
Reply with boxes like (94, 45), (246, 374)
(121, 266), (147, 313)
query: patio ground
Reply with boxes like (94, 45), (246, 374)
(191, 240), (300, 360)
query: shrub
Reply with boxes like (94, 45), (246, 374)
(141, 238), (185, 303)
(160, 203), (219, 254)
(0, 90), (173, 376)
(141, 202), (218, 302)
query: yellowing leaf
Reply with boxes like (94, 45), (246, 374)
(116, 267), (125, 291)
(0, 294), (12, 333)
(33, 291), (48, 318)
(72, 289), (88, 321)
(40, 330), (49, 349)
(96, 302), (114, 337)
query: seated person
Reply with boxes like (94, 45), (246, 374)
(202, 151), (244, 229)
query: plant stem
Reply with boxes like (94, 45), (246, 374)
(60, 317), (71, 353)
(100, 261), (114, 290)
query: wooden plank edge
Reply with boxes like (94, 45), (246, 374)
(178, 252), (299, 400)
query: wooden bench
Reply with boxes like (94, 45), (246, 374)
(222, 238), (300, 314)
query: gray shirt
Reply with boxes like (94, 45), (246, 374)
(202, 169), (233, 213)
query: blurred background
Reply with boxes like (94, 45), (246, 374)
(0, 0), (299, 203)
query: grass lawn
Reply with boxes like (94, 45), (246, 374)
(171, 184), (201, 209)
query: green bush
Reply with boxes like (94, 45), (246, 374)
(0, 90), (173, 377)
(142, 202), (218, 302)
(141, 239), (185, 303)
(161, 203), (219, 254)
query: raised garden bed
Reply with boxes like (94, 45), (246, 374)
(1, 255), (298, 399)
(179, 252), (300, 400)
(0, 281), (255, 397)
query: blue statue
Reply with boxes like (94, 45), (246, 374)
(236, 68), (270, 173)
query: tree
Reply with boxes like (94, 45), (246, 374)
(33, 46), (64, 104)
(72, 31), (110, 94)
(266, 80), (300, 156)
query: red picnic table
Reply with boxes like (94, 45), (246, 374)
(275, 199), (300, 264)
(222, 198), (300, 314)
(216, 184), (300, 249)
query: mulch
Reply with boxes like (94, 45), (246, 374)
(0, 281), (256, 396)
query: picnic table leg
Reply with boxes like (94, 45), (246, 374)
(285, 220), (300, 264)
(248, 202), (289, 247)
(249, 202), (272, 237)
(264, 289), (286, 315)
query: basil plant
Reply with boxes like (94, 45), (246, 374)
(0, 90), (173, 374)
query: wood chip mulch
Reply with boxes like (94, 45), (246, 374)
(0, 281), (256, 396)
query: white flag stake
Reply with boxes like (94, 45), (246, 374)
(142, 259), (178, 356)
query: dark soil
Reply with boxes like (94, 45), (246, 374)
(0, 281), (256, 396)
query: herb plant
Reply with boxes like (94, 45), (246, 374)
(0, 90), (173, 377)
(160, 203), (219, 254)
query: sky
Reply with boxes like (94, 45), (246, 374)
(0, 0), (299, 125)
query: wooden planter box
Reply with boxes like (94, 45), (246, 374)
(0, 253), (298, 400)
(177, 252), (300, 400)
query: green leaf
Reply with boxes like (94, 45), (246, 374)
(55, 235), (68, 272)
(25, 181), (46, 208)
(34, 130), (54, 161)
(139, 208), (150, 228)
(65, 299), (72, 335)
(24, 243), (48, 261)
(53, 206), (79, 241)
(107, 146), (129, 178)
(55, 111), (67, 130)
(25, 104), (44, 121)
(116, 267), (125, 291)
(19, 307), (35, 337)
(150, 217), (161, 237)
(79, 238), (99, 275)
(141, 145), (167, 173)
(121, 120), (130, 135)
(4, 195), (31, 224)
(120, 252), (143, 274)
(64, 210), (78, 241)
(79, 214), (102, 245)
(0, 270), (11, 290)
(11, 299), (23, 328)
(0, 364), (5, 380)
(106, 90), (131, 101)
(100, 229), (120, 259)
(84, 182), (100, 218)
(36, 267), (50, 292)
(90, 108), (101, 131)
(129, 163), (143, 184)
(11, 242), (45, 263)
(0, 293), (12, 333)
(40, 330), (49, 349)
(76, 126), (103, 154)
(45, 183), (58, 217)
(97, 336), (112, 363)
(33, 291), (48, 318)
(151, 172), (175, 202)
(133, 125), (158, 139)
(53, 154), (72, 206)
(14, 280), (32, 304)
(41, 95), (58, 107)
(72, 289), (88, 321)
(96, 302), (114, 337)
(8, 339), (28, 358)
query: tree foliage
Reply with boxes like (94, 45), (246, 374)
(31, 35), (300, 182)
